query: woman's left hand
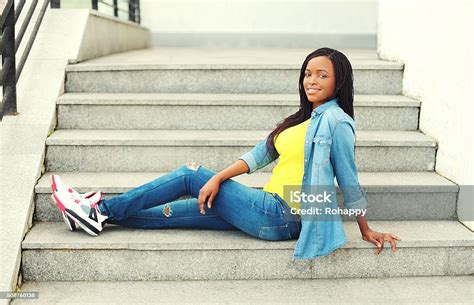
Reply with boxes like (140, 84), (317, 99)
(361, 228), (401, 255)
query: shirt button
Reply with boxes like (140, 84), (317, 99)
(306, 141), (308, 144)
(305, 159), (307, 162)
(303, 176), (306, 179)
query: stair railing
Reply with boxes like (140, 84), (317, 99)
(50, 0), (141, 24)
(1, 0), (50, 121)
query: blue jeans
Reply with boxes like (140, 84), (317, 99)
(98, 164), (301, 241)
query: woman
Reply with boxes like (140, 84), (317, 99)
(50, 47), (400, 260)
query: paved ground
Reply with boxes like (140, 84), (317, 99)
(11, 276), (474, 304)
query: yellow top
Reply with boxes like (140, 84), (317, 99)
(263, 118), (310, 210)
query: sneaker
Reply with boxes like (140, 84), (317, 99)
(50, 175), (108, 236)
(49, 174), (103, 232)
(51, 191), (99, 232)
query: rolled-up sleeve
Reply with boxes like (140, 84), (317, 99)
(238, 151), (258, 174)
(238, 138), (278, 174)
(330, 121), (368, 210)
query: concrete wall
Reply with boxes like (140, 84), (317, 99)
(140, 0), (378, 48)
(377, 0), (473, 229)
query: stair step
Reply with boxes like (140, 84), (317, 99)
(21, 221), (474, 281)
(13, 276), (474, 304)
(64, 47), (402, 95)
(68, 47), (399, 67)
(45, 130), (436, 172)
(57, 93), (420, 131)
(34, 171), (458, 222)
(65, 63), (402, 95)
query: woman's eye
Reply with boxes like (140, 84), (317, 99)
(305, 73), (327, 78)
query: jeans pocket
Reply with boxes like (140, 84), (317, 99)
(270, 192), (289, 212)
(251, 192), (284, 218)
(270, 192), (302, 227)
(258, 223), (292, 241)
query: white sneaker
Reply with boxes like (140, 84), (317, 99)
(50, 175), (107, 236)
(49, 174), (103, 231)
(50, 191), (99, 231)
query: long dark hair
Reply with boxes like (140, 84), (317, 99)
(265, 47), (355, 160)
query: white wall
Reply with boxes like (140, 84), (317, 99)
(378, 0), (473, 228)
(140, 0), (378, 48)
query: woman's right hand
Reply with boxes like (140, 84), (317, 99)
(197, 175), (222, 214)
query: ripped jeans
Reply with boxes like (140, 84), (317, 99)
(98, 163), (301, 241)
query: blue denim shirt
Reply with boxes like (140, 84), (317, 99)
(239, 98), (368, 260)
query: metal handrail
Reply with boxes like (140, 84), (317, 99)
(1, 0), (49, 121)
(98, 1), (131, 17)
(15, 0), (26, 23)
(0, 0), (141, 121)
(51, 0), (141, 24)
(97, 0), (140, 23)
(16, 0), (49, 78)
(15, 0), (38, 53)
(1, 0), (18, 120)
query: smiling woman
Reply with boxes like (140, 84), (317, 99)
(49, 47), (400, 261)
(265, 48), (355, 164)
(258, 47), (400, 258)
(303, 56), (337, 110)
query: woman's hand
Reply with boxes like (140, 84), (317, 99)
(361, 228), (401, 255)
(197, 175), (222, 215)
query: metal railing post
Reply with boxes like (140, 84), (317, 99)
(1, 0), (17, 116)
(51, 0), (60, 9)
(136, 0), (140, 24)
(113, 0), (118, 17)
(128, 0), (134, 22)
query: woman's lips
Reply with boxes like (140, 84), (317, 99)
(307, 88), (321, 94)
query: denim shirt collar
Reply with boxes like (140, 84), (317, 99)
(311, 98), (339, 117)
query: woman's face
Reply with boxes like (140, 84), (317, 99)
(303, 56), (336, 109)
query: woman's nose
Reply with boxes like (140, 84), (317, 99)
(310, 75), (319, 85)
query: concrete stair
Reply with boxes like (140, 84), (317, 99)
(34, 171), (458, 223)
(12, 276), (474, 304)
(44, 129), (436, 172)
(64, 61), (402, 95)
(57, 93), (420, 131)
(21, 221), (474, 281)
(18, 48), (473, 301)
